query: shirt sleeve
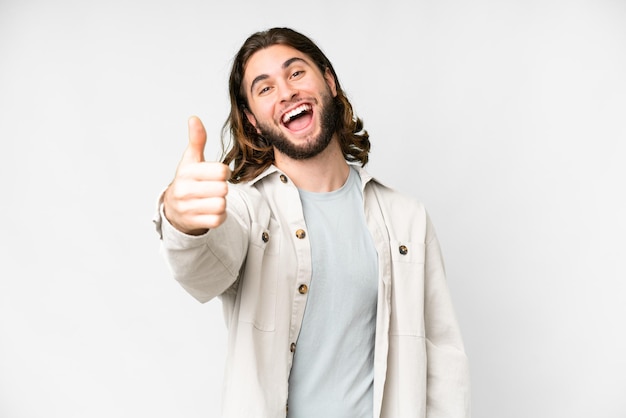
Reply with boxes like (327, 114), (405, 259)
(424, 214), (472, 418)
(153, 189), (250, 303)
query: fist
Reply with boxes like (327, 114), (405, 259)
(163, 116), (231, 235)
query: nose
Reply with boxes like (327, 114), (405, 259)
(278, 80), (298, 103)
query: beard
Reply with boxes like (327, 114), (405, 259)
(255, 88), (339, 160)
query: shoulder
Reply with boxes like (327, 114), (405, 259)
(358, 168), (432, 244)
(356, 166), (427, 219)
(370, 181), (426, 214)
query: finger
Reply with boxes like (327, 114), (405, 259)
(183, 197), (227, 215)
(174, 200), (228, 230)
(170, 212), (227, 235)
(177, 162), (232, 182)
(181, 115), (207, 165)
(164, 195), (227, 228)
(192, 213), (228, 230)
(169, 180), (229, 201)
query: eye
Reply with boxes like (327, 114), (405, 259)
(291, 70), (304, 79)
(258, 86), (272, 96)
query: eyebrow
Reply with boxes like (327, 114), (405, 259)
(249, 57), (309, 95)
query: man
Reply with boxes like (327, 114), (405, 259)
(154, 27), (470, 417)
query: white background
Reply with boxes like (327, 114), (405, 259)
(1, 0), (625, 417)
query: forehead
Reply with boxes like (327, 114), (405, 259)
(243, 44), (313, 84)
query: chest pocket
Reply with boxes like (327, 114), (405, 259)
(389, 240), (426, 337)
(238, 201), (280, 332)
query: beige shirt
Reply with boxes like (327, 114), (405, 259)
(154, 165), (471, 418)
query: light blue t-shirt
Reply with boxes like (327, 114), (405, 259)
(288, 167), (379, 418)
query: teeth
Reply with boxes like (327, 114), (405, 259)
(282, 104), (311, 123)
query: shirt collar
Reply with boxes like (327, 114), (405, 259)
(246, 165), (280, 186)
(245, 163), (384, 190)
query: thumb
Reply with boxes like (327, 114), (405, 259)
(181, 115), (207, 164)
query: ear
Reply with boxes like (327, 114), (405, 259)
(244, 108), (261, 133)
(324, 68), (338, 97)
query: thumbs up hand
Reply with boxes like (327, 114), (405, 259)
(163, 116), (231, 235)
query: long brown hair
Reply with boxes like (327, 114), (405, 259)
(221, 27), (370, 183)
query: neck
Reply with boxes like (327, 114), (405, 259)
(274, 137), (350, 192)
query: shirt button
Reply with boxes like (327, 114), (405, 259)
(280, 174), (288, 183)
(399, 245), (408, 255)
(298, 284), (308, 294)
(290, 342), (296, 352)
(295, 229), (306, 239)
(261, 231), (269, 243)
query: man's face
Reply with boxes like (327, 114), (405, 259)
(242, 44), (339, 160)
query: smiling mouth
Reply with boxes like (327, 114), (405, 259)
(281, 103), (313, 130)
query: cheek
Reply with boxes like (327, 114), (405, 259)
(250, 100), (273, 118)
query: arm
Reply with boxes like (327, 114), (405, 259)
(154, 116), (245, 302)
(155, 192), (250, 303)
(424, 215), (471, 417)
